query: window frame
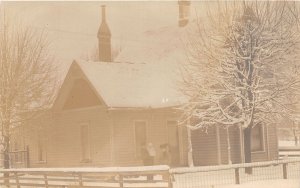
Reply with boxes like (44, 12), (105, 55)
(133, 120), (148, 159)
(80, 122), (92, 163)
(37, 130), (47, 163)
(251, 124), (265, 153)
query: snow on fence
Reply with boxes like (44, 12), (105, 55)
(171, 158), (300, 188)
(0, 159), (299, 188)
(279, 146), (300, 158)
(0, 165), (172, 188)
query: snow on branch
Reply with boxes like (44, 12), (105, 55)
(179, 1), (300, 131)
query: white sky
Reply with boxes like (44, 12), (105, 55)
(1, 1), (209, 72)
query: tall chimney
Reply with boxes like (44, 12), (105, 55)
(102, 5), (106, 22)
(97, 5), (112, 62)
(178, 0), (190, 27)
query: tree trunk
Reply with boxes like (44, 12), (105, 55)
(243, 127), (252, 174)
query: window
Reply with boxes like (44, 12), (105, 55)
(37, 132), (46, 162)
(251, 125), (264, 152)
(80, 124), (91, 162)
(134, 121), (147, 159)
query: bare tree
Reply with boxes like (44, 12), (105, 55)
(0, 14), (58, 168)
(180, 1), (300, 171)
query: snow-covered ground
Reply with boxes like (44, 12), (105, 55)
(172, 177), (300, 188)
(172, 160), (300, 188)
(217, 179), (300, 188)
(1, 161), (299, 188)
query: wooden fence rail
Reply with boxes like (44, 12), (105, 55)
(279, 146), (300, 158)
(1, 159), (300, 188)
(0, 165), (172, 188)
(171, 158), (300, 185)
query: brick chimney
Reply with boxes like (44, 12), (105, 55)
(178, 0), (191, 27)
(97, 5), (112, 62)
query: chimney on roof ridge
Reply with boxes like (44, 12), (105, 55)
(97, 5), (112, 62)
(102, 5), (106, 22)
(178, 0), (191, 27)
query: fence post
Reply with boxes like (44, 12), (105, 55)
(78, 173), (83, 187)
(283, 163), (288, 179)
(44, 174), (49, 188)
(119, 174), (124, 188)
(235, 168), (240, 184)
(14, 172), (20, 188)
(168, 171), (173, 188)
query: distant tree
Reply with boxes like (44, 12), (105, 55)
(0, 13), (58, 169)
(180, 1), (300, 171)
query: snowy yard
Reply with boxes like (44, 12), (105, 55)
(217, 179), (300, 188)
(3, 176), (298, 188)
(172, 160), (300, 188)
(0, 160), (299, 188)
(172, 166), (300, 188)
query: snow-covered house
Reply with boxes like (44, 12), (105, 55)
(10, 2), (278, 168)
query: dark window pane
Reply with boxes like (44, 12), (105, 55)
(251, 125), (263, 152)
(135, 121), (147, 159)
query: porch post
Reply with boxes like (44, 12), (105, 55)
(265, 125), (270, 160)
(226, 127), (232, 164)
(187, 119), (194, 167)
(216, 127), (222, 165)
(109, 111), (115, 165)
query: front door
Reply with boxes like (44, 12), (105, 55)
(167, 121), (180, 166)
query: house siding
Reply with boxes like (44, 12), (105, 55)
(190, 124), (278, 166)
(19, 107), (112, 168)
(111, 109), (188, 167)
(14, 107), (188, 168)
(191, 127), (219, 166)
(111, 111), (137, 166)
(268, 124), (279, 160)
(219, 127), (241, 164)
(11, 109), (278, 168)
(252, 124), (278, 162)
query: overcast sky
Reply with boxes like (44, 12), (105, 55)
(1, 1), (209, 72)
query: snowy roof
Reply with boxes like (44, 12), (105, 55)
(115, 25), (188, 65)
(76, 59), (187, 108)
(65, 25), (190, 108)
